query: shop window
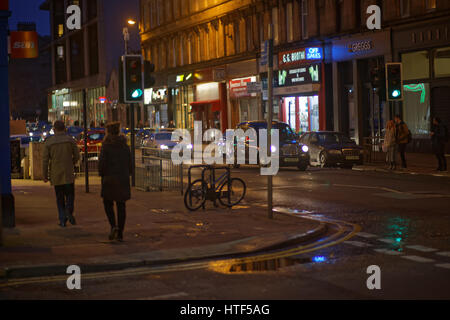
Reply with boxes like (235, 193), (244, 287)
(403, 83), (430, 135)
(434, 47), (450, 78)
(301, 0), (309, 39)
(426, 0), (436, 11)
(401, 51), (429, 80)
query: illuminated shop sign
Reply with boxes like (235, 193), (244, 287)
(229, 77), (257, 98)
(277, 64), (321, 87)
(348, 40), (374, 53)
(144, 88), (167, 104)
(279, 47), (323, 68)
(10, 31), (39, 59)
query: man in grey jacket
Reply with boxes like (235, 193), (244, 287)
(43, 121), (80, 227)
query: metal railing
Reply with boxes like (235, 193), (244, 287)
(75, 146), (101, 177)
(136, 147), (183, 194)
(362, 136), (386, 163)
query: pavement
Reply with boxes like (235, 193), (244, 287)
(0, 177), (325, 279)
(354, 152), (450, 177)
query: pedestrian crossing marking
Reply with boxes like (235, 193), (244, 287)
(405, 245), (438, 253)
(378, 238), (397, 244)
(344, 241), (372, 248)
(402, 256), (435, 263)
(356, 232), (378, 239)
(373, 249), (403, 256)
(436, 252), (450, 257)
(435, 263), (450, 269)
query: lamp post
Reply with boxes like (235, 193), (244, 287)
(123, 19), (136, 55)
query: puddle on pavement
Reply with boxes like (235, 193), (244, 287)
(208, 256), (312, 274)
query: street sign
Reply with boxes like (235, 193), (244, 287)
(260, 40), (269, 67)
(246, 82), (262, 94)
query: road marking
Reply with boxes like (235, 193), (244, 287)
(356, 232), (378, 239)
(402, 256), (435, 263)
(435, 263), (450, 270)
(373, 249), (403, 256)
(436, 252), (450, 257)
(405, 245), (438, 253)
(344, 241), (372, 248)
(378, 238), (397, 244)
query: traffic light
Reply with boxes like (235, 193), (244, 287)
(144, 60), (155, 88)
(370, 65), (386, 100)
(122, 55), (143, 103)
(386, 63), (403, 101)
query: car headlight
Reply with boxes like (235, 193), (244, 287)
(29, 133), (33, 137)
(186, 144), (193, 150)
(43, 132), (47, 137)
(271, 145), (277, 153)
(160, 145), (169, 150)
(301, 145), (309, 153)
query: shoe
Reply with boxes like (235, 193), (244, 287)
(109, 227), (119, 241)
(117, 230), (124, 242)
(66, 210), (76, 225)
(57, 221), (66, 228)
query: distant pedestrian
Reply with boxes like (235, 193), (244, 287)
(431, 117), (448, 171)
(98, 122), (132, 241)
(384, 120), (397, 170)
(42, 121), (80, 227)
(395, 115), (410, 169)
(168, 120), (175, 129)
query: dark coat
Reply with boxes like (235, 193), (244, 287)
(99, 135), (132, 202)
(431, 122), (447, 154)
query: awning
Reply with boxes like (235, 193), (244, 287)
(190, 100), (222, 112)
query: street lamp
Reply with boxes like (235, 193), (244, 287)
(123, 19), (137, 54)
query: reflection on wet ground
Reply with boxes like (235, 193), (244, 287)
(382, 216), (412, 252)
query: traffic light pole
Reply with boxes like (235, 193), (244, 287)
(83, 89), (89, 193)
(267, 24), (274, 220)
(130, 103), (136, 187)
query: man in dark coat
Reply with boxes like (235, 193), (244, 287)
(98, 122), (132, 241)
(431, 117), (448, 171)
(395, 115), (410, 169)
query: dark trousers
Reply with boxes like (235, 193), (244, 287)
(398, 144), (407, 168)
(434, 143), (447, 170)
(103, 199), (126, 231)
(54, 183), (75, 224)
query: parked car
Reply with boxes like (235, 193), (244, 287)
(142, 131), (178, 150)
(233, 121), (310, 171)
(299, 131), (363, 168)
(67, 126), (83, 140)
(137, 128), (156, 148)
(77, 130), (105, 154)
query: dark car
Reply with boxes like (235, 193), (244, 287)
(299, 131), (363, 168)
(77, 129), (105, 153)
(234, 121), (310, 171)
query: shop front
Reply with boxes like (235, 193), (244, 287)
(263, 46), (324, 135)
(169, 68), (227, 131)
(144, 87), (169, 128)
(228, 76), (259, 128)
(392, 17), (450, 152)
(331, 30), (392, 145)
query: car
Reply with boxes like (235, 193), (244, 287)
(299, 131), (364, 168)
(233, 121), (310, 171)
(142, 131), (179, 151)
(77, 130), (105, 154)
(137, 128), (156, 147)
(67, 126), (84, 140)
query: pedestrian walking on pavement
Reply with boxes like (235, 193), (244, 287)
(431, 117), (448, 171)
(42, 120), (80, 227)
(99, 122), (132, 241)
(395, 115), (410, 169)
(384, 120), (397, 170)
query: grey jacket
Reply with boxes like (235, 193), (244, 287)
(42, 132), (80, 186)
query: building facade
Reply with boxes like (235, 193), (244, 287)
(141, 0), (450, 150)
(40, 0), (141, 128)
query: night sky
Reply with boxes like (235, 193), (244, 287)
(8, 0), (50, 35)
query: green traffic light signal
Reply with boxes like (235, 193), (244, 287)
(386, 63), (403, 101)
(123, 55), (144, 103)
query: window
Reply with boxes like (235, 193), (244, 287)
(402, 51), (430, 80)
(426, 0), (436, 11)
(400, 0), (410, 17)
(301, 0), (309, 39)
(272, 7), (279, 45)
(58, 24), (64, 38)
(434, 47), (450, 78)
(286, 2), (293, 43)
(403, 83), (430, 135)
